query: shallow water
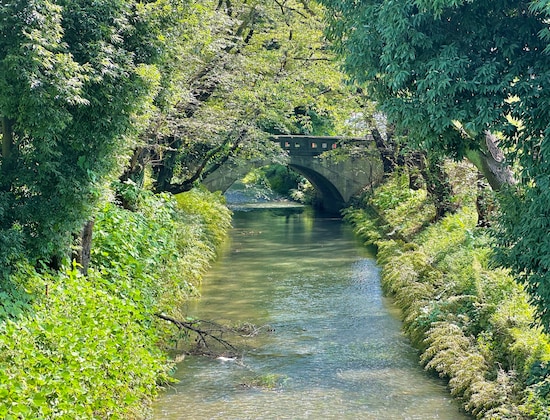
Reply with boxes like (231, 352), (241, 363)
(153, 206), (468, 419)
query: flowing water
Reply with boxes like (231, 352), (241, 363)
(153, 204), (468, 419)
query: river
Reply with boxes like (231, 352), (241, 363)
(153, 203), (468, 419)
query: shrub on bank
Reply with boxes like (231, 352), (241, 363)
(0, 265), (168, 419)
(0, 188), (231, 419)
(344, 166), (550, 418)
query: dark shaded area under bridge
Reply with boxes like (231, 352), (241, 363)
(202, 135), (384, 213)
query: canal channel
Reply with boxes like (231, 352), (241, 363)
(153, 203), (468, 419)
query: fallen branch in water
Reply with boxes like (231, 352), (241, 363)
(155, 313), (238, 355)
(156, 314), (275, 358)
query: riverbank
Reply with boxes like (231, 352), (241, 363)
(0, 188), (231, 419)
(344, 161), (550, 419)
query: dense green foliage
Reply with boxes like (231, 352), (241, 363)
(345, 167), (550, 418)
(0, 0), (164, 269)
(0, 189), (231, 418)
(0, 266), (167, 419)
(124, 0), (362, 194)
(320, 0), (550, 330)
(319, 0), (545, 181)
(258, 166), (303, 198)
(238, 165), (317, 205)
(0, 1), (358, 415)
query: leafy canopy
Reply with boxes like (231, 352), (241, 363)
(321, 0), (545, 160)
(130, 0), (361, 194)
(0, 0), (172, 269)
(320, 0), (550, 329)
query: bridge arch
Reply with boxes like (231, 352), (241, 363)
(202, 135), (383, 213)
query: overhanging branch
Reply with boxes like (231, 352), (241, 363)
(160, 127), (248, 195)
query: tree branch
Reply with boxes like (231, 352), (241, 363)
(161, 128), (247, 195)
(465, 132), (516, 191)
(156, 313), (238, 354)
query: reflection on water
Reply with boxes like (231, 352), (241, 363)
(153, 207), (468, 419)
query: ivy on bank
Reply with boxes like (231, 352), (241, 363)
(0, 188), (231, 419)
(344, 165), (550, 419)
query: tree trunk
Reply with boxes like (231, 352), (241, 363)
(371, 126), (402, 175)
(475, 177), (496, 227)
(74, 219), (94, 276)
(152, 136), (182, 193)
(1, 117), (15, 193)
(405, 151), (425, 190)
(418, 154), (457, 221)
(465, 132), (516, 191)
(119, 147), (147, 186)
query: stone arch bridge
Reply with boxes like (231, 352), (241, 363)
(202, 135), (384, 213)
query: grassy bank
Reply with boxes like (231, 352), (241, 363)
(0, 188), (231, 419)
(345, 163), (550, 419)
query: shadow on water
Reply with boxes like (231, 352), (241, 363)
(154, 200), (470, 419)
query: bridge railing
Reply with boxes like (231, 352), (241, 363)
(272, 135), (373, 157)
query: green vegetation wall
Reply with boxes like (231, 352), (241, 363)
(0, 189), (231, 419)
(345, 166), (550, 419)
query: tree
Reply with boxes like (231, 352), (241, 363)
(0, 0), (165, 272)
(349, 97), (457, 220)
(319, 0), (550, 327)
(319, 0), (543, 189)
(121, 0), (361, 196)
(494, 0), (550, 327)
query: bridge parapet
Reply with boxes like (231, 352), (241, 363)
(273, 135), (373, 157)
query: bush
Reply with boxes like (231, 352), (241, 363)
(0, 188), (232, 418)
(0, 266), (167, 419)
